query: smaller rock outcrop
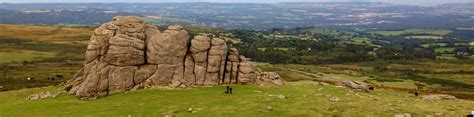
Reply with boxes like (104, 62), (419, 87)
(422, 94), (457, 100)
(26, 91), (60, 100)
(337, 80), (370, 92)
(256, 72), (284, 86)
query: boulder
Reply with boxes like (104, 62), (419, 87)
(190, 35), (211, 85)
(422, 94), (457, 100)
(256, 72), (284, 86)
(338, 80), (370, 92)
(65, 16), (262, 99)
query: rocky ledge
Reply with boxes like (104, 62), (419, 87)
(65, 16), (259, 99)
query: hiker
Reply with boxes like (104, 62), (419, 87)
(225, 86), (233, 94)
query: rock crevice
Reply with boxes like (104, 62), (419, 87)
(65, 16), (258, 98)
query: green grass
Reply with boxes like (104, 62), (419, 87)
(405, 36), (443, 40)
(0, 81), (472, 116)
(436, 56), (459, 60)
(256, 62), (474, 93)
(0, 50), (55, 63)
(0, 63), (81, 91)
(434, 47), (456, 53)
(302, 28), (339, 35)
(0, 36), (86, 63)
(347, 37), (377, 46)
(373, 29), (452, 36)
(420, 43), (447, 48)
(257, 47), (291, 52)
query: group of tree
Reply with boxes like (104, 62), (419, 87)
(230, 27), (439, 64)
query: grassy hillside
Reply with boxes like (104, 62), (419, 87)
(0, 24), (88, 91)
(0, 24), (93, 45)
(0, 81), (472, 116)
(254, 61), (474, 97)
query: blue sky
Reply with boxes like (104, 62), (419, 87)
(1, 0), (473, 6)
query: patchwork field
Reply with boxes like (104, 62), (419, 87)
(405, 36), (443, 40)
(420, 43), (448, 48)
(373, 29), (452, 36)
(434, 47), (456, 53)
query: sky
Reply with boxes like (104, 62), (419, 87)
(1, 0), (473, 6)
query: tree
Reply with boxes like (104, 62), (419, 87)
(1, 63), (10, 77)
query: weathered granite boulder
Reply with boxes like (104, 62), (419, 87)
(337, 80), (370, 92)
(422, 94), (457, 100)
(65, 16), (262, 99)
(256, 72), (284, 86)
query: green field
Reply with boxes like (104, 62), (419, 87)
(405, 36), (443, 40)
(373, 29), (452, 36)
(0, 81), (472, 116)
(420, 43), (448, 48)
(434, 47), (456, 53)
(257, 47), (292, 52)
(142, 16), (195, 25)
(302, 28), (339, 35)
(0, 50), (55, 63)
(350, 37), (377, 46)
(436, 56), (459, 60)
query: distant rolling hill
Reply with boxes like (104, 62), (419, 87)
(0, 9), (139, 25)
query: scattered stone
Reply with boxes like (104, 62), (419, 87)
(335, 86), (345, 88)
(314, 93), (324, 96)
(267, 106), (273, 111)
(422, 94), (457, 100)
(27, 94), (40, 100)
(310, 81), (319, 85)
(329, 96), (340, 102)
(188, 108), (193, 112)
(268, 94), (287, 99)
(394, 113), (411, 117)
(338, 80), (370, 92)
(256, 72), (283, 86)
(26, 91), (57, 100)
(318, 88), (324, 91)
(324, 94), (341, 102)
(277, 95), (287, 99)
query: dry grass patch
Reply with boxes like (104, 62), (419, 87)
(0, 24), (93, 45)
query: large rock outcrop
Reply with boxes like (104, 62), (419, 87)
(65, 16), (258, 99)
